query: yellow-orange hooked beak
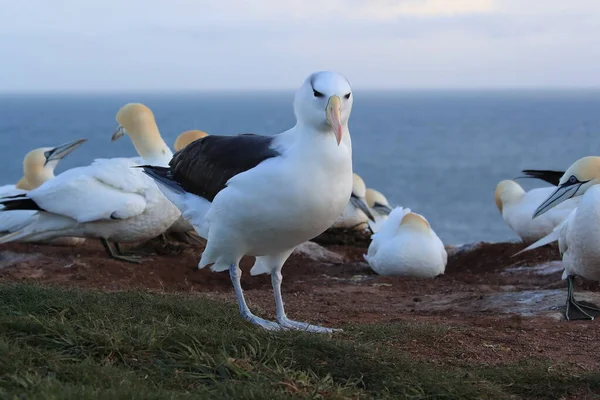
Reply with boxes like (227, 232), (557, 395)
(326, 95), (343, 145)
(111, 125), (125, 141)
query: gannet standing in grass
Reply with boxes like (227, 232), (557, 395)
(533, 156), (600, 320)
(330, 173), (374, 231)
(0, 139), (87, 246)
(365, 188), (393, 233)
(166, 130), (209, 241)
(140, 71), (354, 333)
(495, 179), (579, 242)
(0, 103), (181, 263)
(364, 210), (446, 278)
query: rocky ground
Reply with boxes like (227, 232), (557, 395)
(1, 235), (599, 373)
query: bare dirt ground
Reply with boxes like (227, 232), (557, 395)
(1, 236), (600, 374)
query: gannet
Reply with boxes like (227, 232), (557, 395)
(364, 210), (446, 278)
(0, 103), (181, 263)
(166, 130), (210, 240)
(365, 188), (393, 233)
(533, 156), (600, 320)
(141, 71), (354, 333)
(330, 173), (374, 231)
(495, 179), (579, 242)
(0, 139), (87, 246)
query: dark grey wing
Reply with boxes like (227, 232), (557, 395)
(169, 134), (281, 201)
(519, 169), (564, 186)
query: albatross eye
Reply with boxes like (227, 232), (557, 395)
(344, 92), (351, 99)
(313, 89), (324, 98)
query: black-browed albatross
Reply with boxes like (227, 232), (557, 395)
(140, 71), (354, 333)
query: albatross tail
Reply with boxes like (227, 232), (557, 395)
(138, 165), (211, 239)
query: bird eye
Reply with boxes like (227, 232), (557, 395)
(344, 92), (351, 99)
(568, 175), (578, 184)
(44, 151), (52, 159)
(313, 89), (324, 98)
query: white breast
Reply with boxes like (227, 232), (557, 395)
(559, 186), (600, 282)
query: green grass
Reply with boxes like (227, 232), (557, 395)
(0, 284), (597, 399)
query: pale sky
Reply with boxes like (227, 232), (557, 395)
(1, 0), (599, 91)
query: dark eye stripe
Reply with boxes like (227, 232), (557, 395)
(344, 92), (351, 99)
(313, 89), (324, 98)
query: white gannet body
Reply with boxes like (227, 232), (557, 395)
(142, 71), (354, 332)
(0, 139), (87, 246)
(495, 180), (579, 242)
(330, 173), (374, 231)
(166, 130), (209, 236)
(364, 210), (446, 278)
(532, 156), (600, 320)
(365, 188), (393, 233)
(0, 104), (181, 262)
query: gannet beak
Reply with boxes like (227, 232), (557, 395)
(532, 182), (585, 218)
(111, 125), (126, 141)
(350, 193), (376, 222)
(44, 138), (87, 165)
(326, 95), (343, 145)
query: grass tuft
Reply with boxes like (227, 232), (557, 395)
(0, 283), (597, 399)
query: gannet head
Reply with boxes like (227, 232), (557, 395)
(533, 156), (600, 218)
(494, 180), (525, 213)
(112, 103), (171, 161)
(17, 139), (87, 190)
(293, 71), (353, 145)
(366, 188), (392, 216)
(174, 130), (208, 152)
(399, 212), (431, 234)
(349, 173), (375, 221)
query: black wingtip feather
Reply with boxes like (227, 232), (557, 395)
(518, 169), (565, 186)
(0, 197), (43, 212)
(137, 165), (186, 194)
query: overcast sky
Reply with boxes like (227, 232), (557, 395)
(1, 0), (599, 91)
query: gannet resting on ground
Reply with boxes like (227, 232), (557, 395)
(495, 180), (579, 242)
(0, 103), (181, 263)
(365, 188), (392, 233)
(330, 173), (374, 231)
(166, 130), (210, 241)
(140, 71), (354, 333)
(0, 139), (87, 246)
(364, 209), (446, 278)
(532, 156), (600, 320)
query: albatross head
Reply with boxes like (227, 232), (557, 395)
(174, 130), (208, 152)
(294, 71), (353, 145)
(112, 103), (171, 163)
(533, 156), (600, 218)
(16, 138), (87, 190)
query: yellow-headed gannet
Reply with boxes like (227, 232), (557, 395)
(495, 179), (579, 242)
(141, 71), (354, 333)
(0, 139), (87, 246)
(364, 209), (446, 277)
(533, 156), (600, 320)
(0, 103), (180, 263)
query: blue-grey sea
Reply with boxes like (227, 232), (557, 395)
(1, 90), (599, 245)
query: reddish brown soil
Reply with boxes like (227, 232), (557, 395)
(1, 237), (600, 372)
